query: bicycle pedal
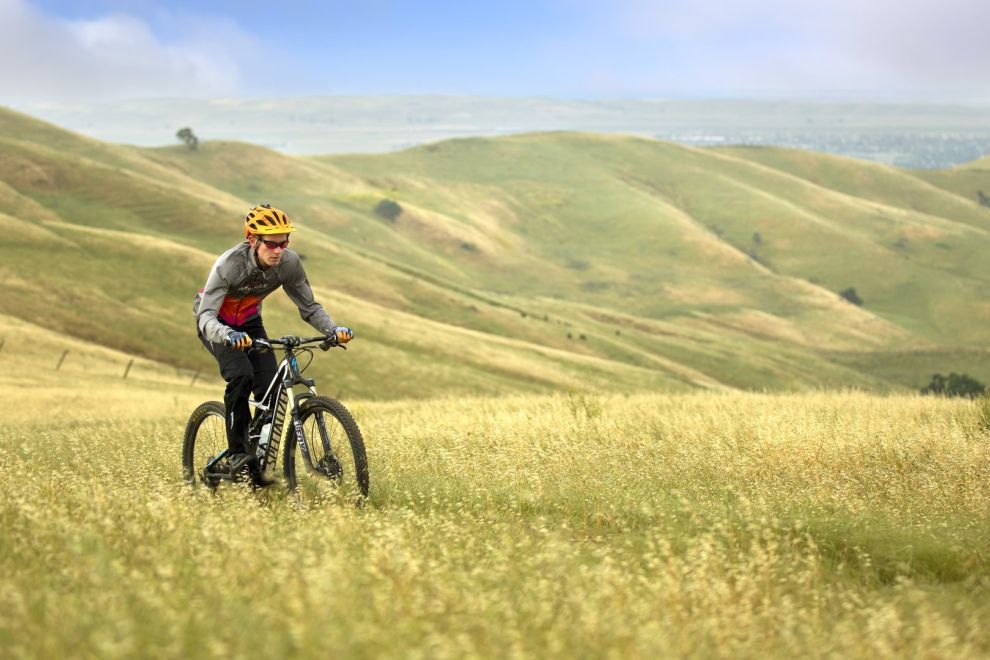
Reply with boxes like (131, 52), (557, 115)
(204, 460), (249, 482)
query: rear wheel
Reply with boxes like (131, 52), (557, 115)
(182, 401), (227, 490)
(284, 396), (369, 503)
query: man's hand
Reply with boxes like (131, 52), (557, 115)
(226, 331), (252, 350)
(331, 326), (354, 344)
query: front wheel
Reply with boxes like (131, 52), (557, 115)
(284, 396), (369, 502)
(182, 400), (227, 489)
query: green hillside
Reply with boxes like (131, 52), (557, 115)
(4, 107), (990, 398)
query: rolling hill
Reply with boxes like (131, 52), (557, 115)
(4, 107), (990, 399)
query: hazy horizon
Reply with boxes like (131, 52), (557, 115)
(9, 95), (989, 169)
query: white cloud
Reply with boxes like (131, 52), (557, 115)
(0, 0), (251, 103)
(600, 0), (990, 97)
(828, 1), (990, 88)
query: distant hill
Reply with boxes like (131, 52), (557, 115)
(4, 107), (990, 399)
(14, 97), (990, 167)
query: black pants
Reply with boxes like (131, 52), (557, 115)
(198, 316), (277, 455)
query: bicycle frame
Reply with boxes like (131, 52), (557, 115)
(203, 336), (337, 476)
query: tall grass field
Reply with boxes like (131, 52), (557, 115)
(2, 382), (988, 658)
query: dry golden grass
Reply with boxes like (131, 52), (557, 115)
(1, 383), (988, 658)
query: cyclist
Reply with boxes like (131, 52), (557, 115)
(193, 203), (353, 483)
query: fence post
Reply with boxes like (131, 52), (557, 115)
(55, 349), (69, 371)
(0, 338), (5, 352)
(190, 370), (200, 387)
(123, 359), (134, 379)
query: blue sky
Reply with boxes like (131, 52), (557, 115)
(4, 0), (990, 102)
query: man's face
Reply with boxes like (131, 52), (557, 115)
(250, 233), (289, 267)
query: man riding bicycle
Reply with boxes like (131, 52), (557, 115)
(193, 203), (353, 482)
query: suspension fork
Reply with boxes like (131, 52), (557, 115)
(288, 387), (312, 465)
(313, 402), (334, 457)
(288, 386), (335, 470)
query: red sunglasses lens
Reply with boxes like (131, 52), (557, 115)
(262, 239), (288, 249)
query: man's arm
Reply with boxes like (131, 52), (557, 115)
(282, 253), (335, 335)
(195, 262), (234, 344)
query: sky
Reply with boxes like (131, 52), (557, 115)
(3, 0), (990, 103)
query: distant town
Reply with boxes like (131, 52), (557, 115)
(662, 130), (990, 169)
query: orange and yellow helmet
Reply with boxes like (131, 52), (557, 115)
(244, 204), (295, 237)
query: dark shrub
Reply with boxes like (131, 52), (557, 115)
(839, 287), (863, 306)
(374, 198), (402, 222)
(921, 372), (986, 398)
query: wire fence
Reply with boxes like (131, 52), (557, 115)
(3, 340), (221, 389)
(4, 338), (342, 396)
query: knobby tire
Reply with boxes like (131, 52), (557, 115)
(283, 396), (369, 500)
(182, 400), (226, 489)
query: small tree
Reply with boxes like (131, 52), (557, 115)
(978, 190), (990, 208)
(374, 198), (402, 222)
(839, 287), (863, 306)
(176, 127), (199, 150)
(921, 372), (986, 398)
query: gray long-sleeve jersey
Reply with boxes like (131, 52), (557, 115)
(193, 241), (334, 344)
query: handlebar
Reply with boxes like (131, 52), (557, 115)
(252, 335), (345, 352)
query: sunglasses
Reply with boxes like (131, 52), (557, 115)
(258, 237), (289, 249)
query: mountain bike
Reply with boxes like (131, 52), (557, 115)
(182, 335), (369, 501)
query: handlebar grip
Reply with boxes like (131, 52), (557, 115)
(250, 338), (272, 352)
